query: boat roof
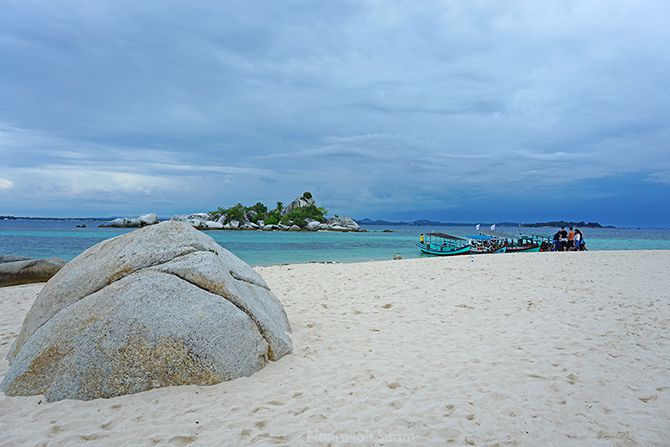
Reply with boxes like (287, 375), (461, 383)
(425, 232), (466, 241)
(480, 231), (516, 239)
(466, 234), (492, 240)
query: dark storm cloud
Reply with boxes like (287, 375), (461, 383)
(0, 0), (669, 224)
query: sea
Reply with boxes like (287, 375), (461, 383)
(1, 219), (669, 266)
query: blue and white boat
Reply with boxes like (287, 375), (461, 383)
(417, 233), (471, 256)
(466, 234), (507, 254)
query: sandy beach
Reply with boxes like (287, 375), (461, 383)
(0, 250), (668, 446)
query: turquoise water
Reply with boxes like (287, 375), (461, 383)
(1, 220), (669, 266)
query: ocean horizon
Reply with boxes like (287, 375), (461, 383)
(2, 219), (670, 266)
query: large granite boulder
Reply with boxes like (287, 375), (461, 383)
(0, 256), (66, 287)
(1, 221), (292, 402)
(326, 216), (360, 231)
(109, 217), (141, 228)
(205, 220), (224, 230)
(171, 213), (211, 229)
(304, 218), (322, 231)
(282, 192), (316, 216)
(138, 213), (158, 226)
(108, 213), (158, 228)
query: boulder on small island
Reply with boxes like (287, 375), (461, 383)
(106, 213), (159, 228)
(282, 192), (316, 216)
(179, 192), (363, 232)
(205, 220), (224, 230)
(171, 213), (211, 229)
(109, 217), (140, 228)
(326, 216), (360, 231)
(1, 221), (292, 402)
(304, 218), (321, 231)
(138, 213), (158, 226)
(0, 256), (66, 287)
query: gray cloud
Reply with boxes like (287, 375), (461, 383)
(0, 0), (669, 222)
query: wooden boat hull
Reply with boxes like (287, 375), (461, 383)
(470, 245), (507, 254)
(417, 243), (471, 256)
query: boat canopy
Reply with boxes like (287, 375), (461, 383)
(425, 232), (466, 241)
(479, 231), (516, 239)
(466, 234), (493, 240)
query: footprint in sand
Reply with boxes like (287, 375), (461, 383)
(290, 407), (309, 416)
(79, 433), (110, 441)
(455, 304), (475, 310)
(389, 400), (402, 409)
(387, 382), (401, 390)
(382, 303), (393, 309)
(502, 408), (519, 417)
(309, 414), (327, 423)
(168, 434), (198, 446)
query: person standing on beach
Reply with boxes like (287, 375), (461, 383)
(552, 231), (561, 251)
(567, 226), (575, 251)
(574, 229), (582, 251)
(559, 227), (568, 251)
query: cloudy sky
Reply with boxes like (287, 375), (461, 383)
(1, 0), (669, 226)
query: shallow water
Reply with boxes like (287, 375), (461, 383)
(1, 219), (669, 266)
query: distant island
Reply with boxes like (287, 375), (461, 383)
(357, 218), (614, 229)
(1, 213), (613, 229)
(99, 192), (363, 232)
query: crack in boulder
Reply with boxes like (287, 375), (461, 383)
(9, 246), (221, 361)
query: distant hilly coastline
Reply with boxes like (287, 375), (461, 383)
(1, 215), (613, 229)
(0, 216), (112, 221)
(357, 219), (614, 229)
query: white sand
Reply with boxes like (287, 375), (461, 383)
(0, 250), (669, 446)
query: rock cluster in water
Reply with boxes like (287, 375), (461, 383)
(170, 213), (361, 232)
(1, 221), (292, 402)
(102, 213), (159, 228)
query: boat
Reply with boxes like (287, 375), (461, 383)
(477, 230), (552, 253)
(466, 234), (508, 254)
(417, 233), (471, 256)
(529, 234), (553, 252)
(505, 235), (541, 253)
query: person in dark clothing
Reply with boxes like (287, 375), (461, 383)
(552, 231), (561, 251)
(574, 229), (583, 250)
(558, 227), (568, 251)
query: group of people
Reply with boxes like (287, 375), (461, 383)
(552, 226), (586, 251)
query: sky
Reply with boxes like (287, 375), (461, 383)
(0, 0), (669, 227)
